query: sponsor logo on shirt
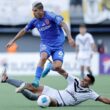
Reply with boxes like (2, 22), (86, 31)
(38, 19), (51, 31)
(39, 25), (51, 31)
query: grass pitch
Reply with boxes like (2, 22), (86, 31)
(0, 75), (110, 110)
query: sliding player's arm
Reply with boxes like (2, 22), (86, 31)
(48, 60), (76, 84)
(6, 28), (27, 48)
(96, 96), (110, 104)
(48, 59), (68, 79)
(59, 68), (78, 84)
(58, 69), (77, 85)
(89, 90), (110, 105)
(60, 21), (75, 48)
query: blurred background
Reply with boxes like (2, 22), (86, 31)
(0, 0), (110, 76)
(1, 1), (110, 110)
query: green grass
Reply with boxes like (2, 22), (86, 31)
(0, 75), (110, 110)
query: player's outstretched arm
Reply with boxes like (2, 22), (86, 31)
(60, 22), (75, 48)
(6, 28), (27, 48)
(97, 96), (110, 104)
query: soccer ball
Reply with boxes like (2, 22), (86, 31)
(37, 95), (51, 107)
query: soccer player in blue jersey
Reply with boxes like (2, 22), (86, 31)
(6, 2), (75, 87)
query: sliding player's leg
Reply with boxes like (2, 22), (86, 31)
(1, 71), (60, 107)
(0, 71), (38, 101)
(15, 82), (58, 107)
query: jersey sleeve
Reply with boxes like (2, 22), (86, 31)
(25, 18), (36, 32)
(66, 74), (78, 84)
(89, 90), (100, 101)
(48, 12), (64, 25)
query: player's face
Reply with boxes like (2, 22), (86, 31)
(80, 76), (91, 87)
(32, 7), (44, 18)
(79, 27), (86, 35)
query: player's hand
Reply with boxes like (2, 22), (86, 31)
(6, 40), (15, 48)
(68, 37), (76, 48)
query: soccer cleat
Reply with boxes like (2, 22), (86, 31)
(32, 79), (39, 88)
(16, 82), (26, 93)
(0, 68), (8, 83)
(42, 60), (52, 78)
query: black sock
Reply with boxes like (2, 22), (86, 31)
(22, 90), (38, 101)
(6, 78), (23, 87)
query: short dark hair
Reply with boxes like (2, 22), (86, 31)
(87, 74), (95, 85)
(79, 23), (86, 28)
(32, 2), (43, 9)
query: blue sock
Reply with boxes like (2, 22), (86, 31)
(35, 66), (43, 80)
(42, 62), (53, 78)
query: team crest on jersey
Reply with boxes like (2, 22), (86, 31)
(39, 19), (51, 31)
(45, 19), (50, 25)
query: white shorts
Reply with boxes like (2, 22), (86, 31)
(42, 86), (64, 106)
(78, 58), (91, 67)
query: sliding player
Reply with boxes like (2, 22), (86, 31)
(1, 69), (110, 107)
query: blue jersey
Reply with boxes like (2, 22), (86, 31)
(25, 11), (65, 47)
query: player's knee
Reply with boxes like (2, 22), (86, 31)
(40, 57), (47, 62)
(53, 65), (61, 71)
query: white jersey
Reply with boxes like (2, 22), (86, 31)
(75, 33), (95, 59)
(42, 74), (99, 106)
